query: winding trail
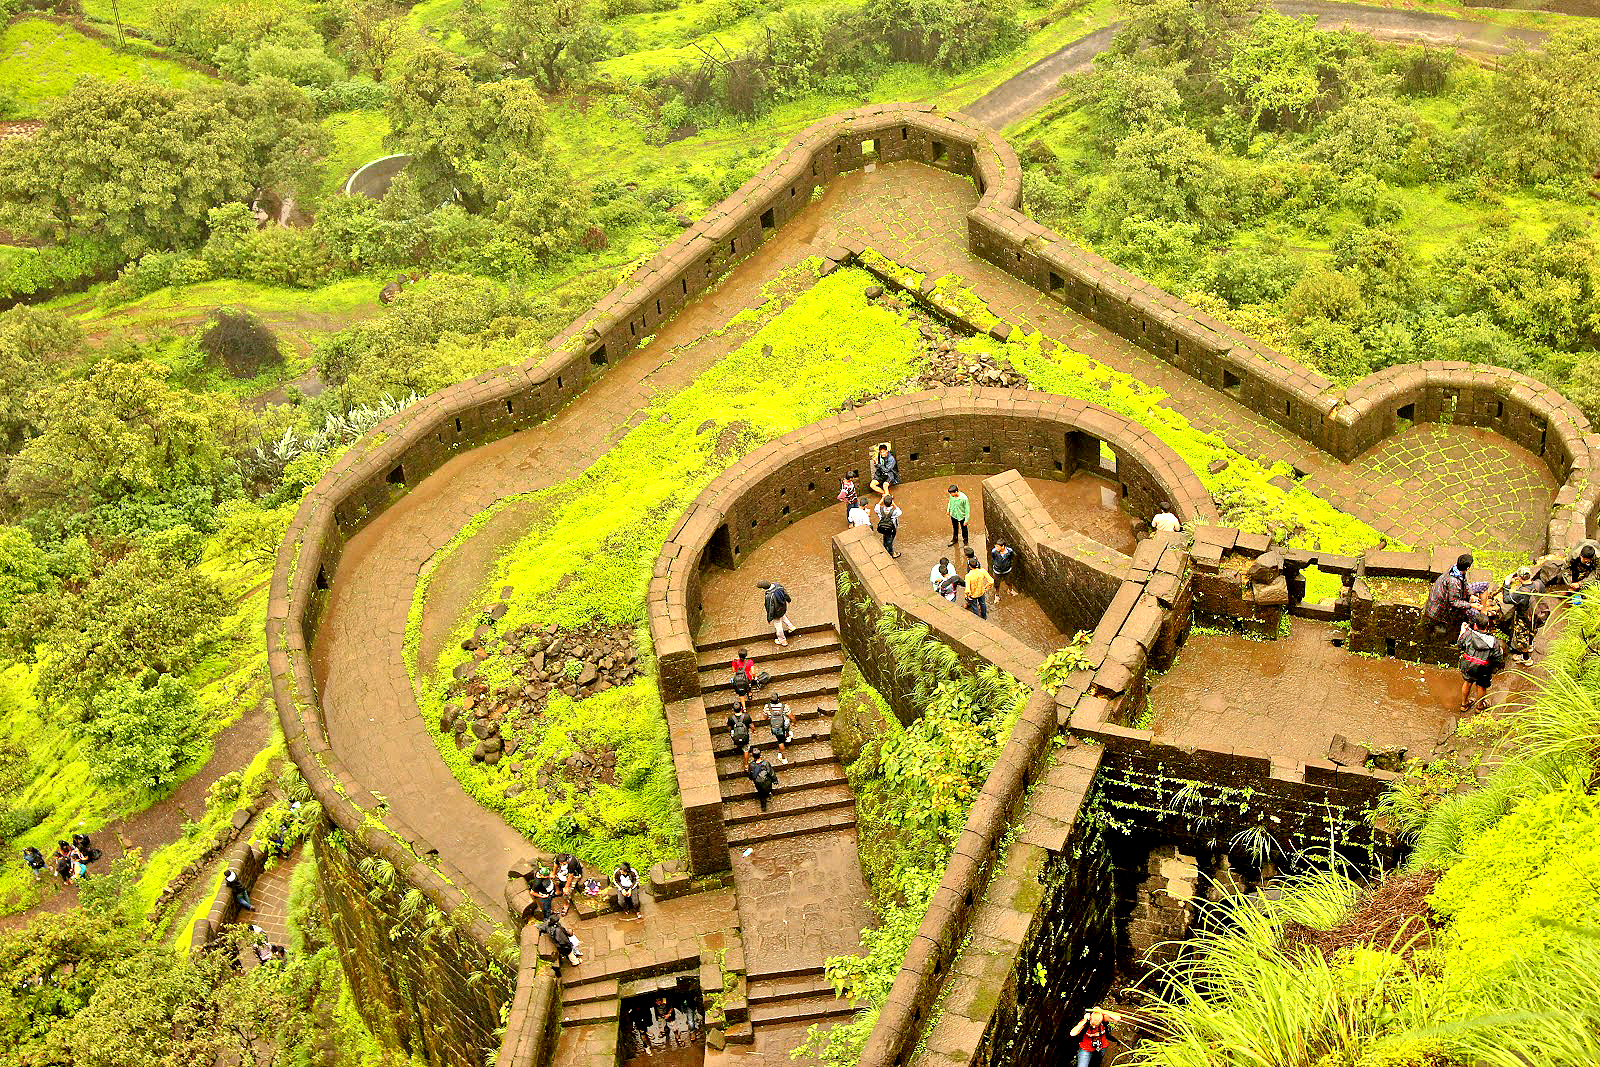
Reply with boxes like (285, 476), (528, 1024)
(962, 1), (1549, 130)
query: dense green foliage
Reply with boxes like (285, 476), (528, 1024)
(1020, 1), (1600, 409)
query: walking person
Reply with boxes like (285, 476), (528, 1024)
(1457, 615), (1507, 714)
(71, 833), (99, 864)
(874, 495), (902, 559)
(1069, 1007), (1124, 1067)
(837, 470), (861, 527)
(22, 846), (46, 881)
(947, 485), (971, 547)
(225, 868), (254, 912)
(1426, 554), (1476, 637)
(963, 559), (994, 620)
(869, 443), (899, 497)
(612, 861), (644, 919)
(989, 538), (1016, 602)
(764, 700), (792, 764)
(747, 749), (778, 811)
(539, 916), (583, 968)
(931, 557), (960, 602)
(756, 581), (796, 647)
(728, 706), (755, 770)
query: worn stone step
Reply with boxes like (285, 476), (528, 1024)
(724, 780), (854, 826)
(724, 1021), (755, 1045)
(709, 701), (830, 734)
(562, 979), (620, 1006)
(696, 637), (841, 672)
(724, 800), (858, 847)
(748, 993), (859, 1027)
(696, 623), (834, 656)
(748, 972), (838, 1006)
(703, 675), (840, 716)
(716, 731), (835, 777)
(560, 996), (620, 1027)
(720, 761), (847, 803)
(698, 649), (843, 692)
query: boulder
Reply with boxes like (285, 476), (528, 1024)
(1251, 576), (1289, 606)
(1249, 550), (1284, 584)
(1367, 746), (1407, 773)
(576, 662), (599, 688)
(1326, 734), (1369, 767)
(1208, 458), (1229, 474)
(864, 284), (883, 299)
(472, 720), (496, 740)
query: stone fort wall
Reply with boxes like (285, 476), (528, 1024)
(269, 103), (1599, 1066)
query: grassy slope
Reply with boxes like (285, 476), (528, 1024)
(0, 17), (215, 114)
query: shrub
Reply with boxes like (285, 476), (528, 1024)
(0, 804), (47, 842)
(77, 671), (206, 788)
(0, 238), (122, 304)
(199, 309), (283, 379)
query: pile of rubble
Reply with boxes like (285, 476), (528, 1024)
(863, 283), (1029, 391)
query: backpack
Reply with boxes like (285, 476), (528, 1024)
(753, 762), (777, 787)
(767, 706), (790, 735)
(731, 672), (751, 695)
(730, 716), (750, 746)
(876, 513), (897, 535)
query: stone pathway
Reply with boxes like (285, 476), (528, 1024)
(308, 159), (1557, 1064)
(235, 848), (301, 970)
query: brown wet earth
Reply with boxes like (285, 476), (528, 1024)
(1147, 621), (1482, 767)
(694, 471), (1136, 654)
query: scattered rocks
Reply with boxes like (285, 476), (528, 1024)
(1208, 458), (1230, 474)
(864, 284), (883, 299)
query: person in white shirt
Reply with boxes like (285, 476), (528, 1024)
(1151, 501), (1181, 534)
(930, 558), (960, 602)
(848, 503), (872, 528)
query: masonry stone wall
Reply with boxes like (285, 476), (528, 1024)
(315, 830), (514, 1067)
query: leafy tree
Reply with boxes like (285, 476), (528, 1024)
(1440, 224), (1600, 351)
(335, 0), (407, 81)
(5, 359), (251, 510)
(1086, 124), (1238, 238)
(481, 152), (590, 269)
(861, 0), (1019, 71)
(1071, 55), (1186, 149)
(77, 672), (206, 788)
(1219, 12), (1346, 130)
(0, 305), (80, 452)
(0, 525), (53, 622)
(385, 50), (553, 212)
(458, 0), (609, 92)
(199, 308), (284, 379)
(0, 81), (324, 257)
(19, 528), (226, 709)
(1469, 25), (1600, 185)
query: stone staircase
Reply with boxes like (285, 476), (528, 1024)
(696, 625), (858, 848)
(745, 965), (859, 1028)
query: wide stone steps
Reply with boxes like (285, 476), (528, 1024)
(560, 996), (620, 1027)
(697, 648), (843, 692)
(562, 979), (619, 1006)
(695, 636), (842, 673)
(719, 761), (847, 803)
(726, 805), (858, 847)
(702, 673), (841, 717)
(723, 779), (854, 825)
(696, 623), (834, 657)
(749, 992), (860, 1026)
(714, 726), (834, 772)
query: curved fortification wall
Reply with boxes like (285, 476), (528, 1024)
(270, 103), (1600, 1067)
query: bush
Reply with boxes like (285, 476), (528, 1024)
(77, 672), (206, 788)
(0, 804), (47, 842)
(309, 80), (388, 114)
(199, 309), (283, 379)
(0, 238), (122, 304)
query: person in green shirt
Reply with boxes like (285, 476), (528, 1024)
(947, 484), (970, 547)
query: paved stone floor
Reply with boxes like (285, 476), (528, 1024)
(730, 831), (875, 978)
(305, 160), (1560, 1064)
(233, 848), (300, 970)
(1145, 621), (1492, 766)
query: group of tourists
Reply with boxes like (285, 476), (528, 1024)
(726, 649), (791, 811)
(21, 834), (99, 886)
(624, 989), (707, 1057)
(527, 854), (650, 969)
(838, 448), (1016, 620)
(1426, 542), (1598, 713)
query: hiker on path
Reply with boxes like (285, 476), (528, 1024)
(765, 700), (792, 764)
(728, 706), (755, 770)
(539, 916), (583, 967)
(963, 559), (994, 620)
(989, 538), (1016, 602)
(22, 846), (46, 881)
(553, 853), (583, 917)
(875, 495), (902, 559)
(612, 861), (644, 918)
(747, 749), (778, 811)
(530, 866), (556, 920)
(71, 833), (99, 864)
(1070, 1007), (1124, 1067)
(756, 580), (796, 646)
(947, 485), (970, 547)
(1426, 554), (1476, 636)
(225, 868), (254, 912)
(731, 666), (753, 715)
(931, 557), (960, 602)
(1457, 615), (1507, 714)
(838, 471), (861, 526)
(1151, 502), (1182, 534)
(869, 443), (899, 497)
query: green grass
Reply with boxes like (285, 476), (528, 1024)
(314, 110), (392, 202)
(59, 276), (381, 322)
(0, 17), (215, 115)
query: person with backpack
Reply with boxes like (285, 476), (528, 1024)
(1457, 615), (1507, 714)
(765, 701), (792, 764)
(539, 916), (583, 968)
(731, 668), (752, 715)
(728, 706), (754, 770)
(869, 443), (899, 496)
(71, 833), (100, 864)
(874, 495), (903, 559)
(747, 749), (778, 811)
(21, 846), (46, 881)
(1070, 1007), (1123, 1067)
(756, 580), (796, 646)
(529, 866), (556, 920)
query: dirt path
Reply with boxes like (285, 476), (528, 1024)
(961, 1), (1550, 130)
